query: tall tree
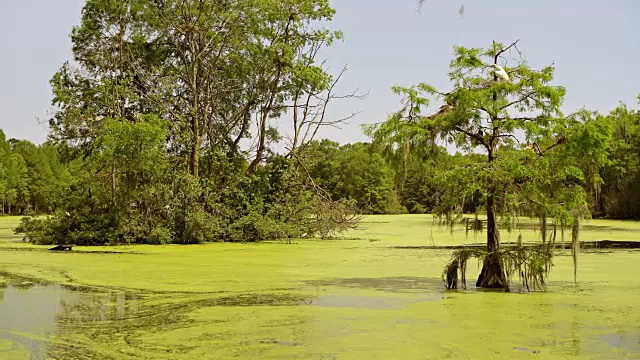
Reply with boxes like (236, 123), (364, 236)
(50, 0), (343, 178)
(367, 41), (594, 290)
(26, 0), (359, 245)
(0, 130), (9, 213)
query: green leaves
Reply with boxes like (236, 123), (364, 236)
(35, 0), (359, 243)
(367, 40), (608, 238)
(93, 115), (168, 176)
(303, 140), (397, 214)
(598, 102), (640, 218)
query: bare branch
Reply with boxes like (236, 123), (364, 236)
(541, 136), (568, 154)
(288, 64), (367, 157)
(497, 133), (520, 144)
(500, 91), (536, 110)
(497, 116), (537, 122)
(494, 39), (521, 64)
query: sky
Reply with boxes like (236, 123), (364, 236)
(0, 0), (638, 146)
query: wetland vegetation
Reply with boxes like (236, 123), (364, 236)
(1, 0), (640, 358)
(2, 215), (640, 359)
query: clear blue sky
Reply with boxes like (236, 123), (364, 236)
(1, 0), (638, 145)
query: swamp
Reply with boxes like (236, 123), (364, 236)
(1, 215), (640, 359)
(2, 0), (640, 359)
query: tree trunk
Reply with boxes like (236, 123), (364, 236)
(541, 213), (547, 245)
(247, 17), (292, 175)
(190, 132), (200, 177)
(111, 163), (117, 207)
(189, 77), (200, 177)
(571, 219), (579, 284)
(476, 151), (509, 290)
(247, 113), (267, 175)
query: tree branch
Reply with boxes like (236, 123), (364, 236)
(541, 136), (568, 154)
(528, 136), (568, 156)
(494, 39), (521, 64)
(497, 133), (520, 144)
(453, 125), (488, 148)
(500, 91), (536, 110)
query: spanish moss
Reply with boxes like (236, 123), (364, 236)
(443, 244), (554, 292)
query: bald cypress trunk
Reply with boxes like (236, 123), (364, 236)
(476, 151), (509, 290)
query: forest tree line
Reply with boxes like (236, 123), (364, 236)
(3, 0), (640, 248)
(307, 100), (640, 220)
(3, 98), (640, 220)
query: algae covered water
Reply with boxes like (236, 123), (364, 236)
(1, 215), (640, 359)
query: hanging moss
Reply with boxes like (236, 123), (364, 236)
(442, 244), (554, 292)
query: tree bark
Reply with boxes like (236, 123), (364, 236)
(190, 133), (200, 178)
(190, 66), (200, 177)
(572, 219), (579, 284)
(541, 213), (547, 245)
(247, 111), (267, 175)
(111, 163), (117, 207)
(476, 152), (509, 290)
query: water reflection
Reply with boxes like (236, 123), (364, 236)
(0, 276), (315, 359)
(0, 281), (66, 359)
(1, 274), (639, 359)
(600, 332), (640, 352)
(0, 276), (138, 359)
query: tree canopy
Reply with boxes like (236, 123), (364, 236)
(15, 0), (360, 245)
(365, 40), (610, 290)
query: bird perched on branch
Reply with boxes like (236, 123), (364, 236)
(427, 104), (454, 120)
(527, 136), (568, 156)
(527, 142), (543, 156)
(492, 64), (510, 82)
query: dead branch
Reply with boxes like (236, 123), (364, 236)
(497, 133), (520, 144)
(287, 64), (367, 157)
(541, 136), (568, 154)
(291, 152), (362, 236)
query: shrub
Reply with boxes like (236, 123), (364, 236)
(148, 226), (173, 245)
(180, 211), (223, 244)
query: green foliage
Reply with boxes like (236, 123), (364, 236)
(15, 216), (55, 244)
(599, 103), (640, 218)
(367, 40), (609, 290)
(303, 140), (398, 214)
(0, 130), (70, 215)
(368, 41), (600, 226)
(181, 211), (222, 244)
(148, 226), (174, 245)
(443, 244), (554, 292)
(20, 0), (358, 246)
(8, 0), (640, 254)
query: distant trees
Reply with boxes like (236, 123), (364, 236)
(7, 0), (640, 249)
(303, 140), (400, 214)
(599, 103), (640, 218)
(0, 130), (68, 215)
(301, 139), (488, 216)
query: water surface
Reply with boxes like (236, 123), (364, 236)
(1, 215), (639, 359)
